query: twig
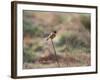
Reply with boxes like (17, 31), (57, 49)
(50, 39), (60, 67)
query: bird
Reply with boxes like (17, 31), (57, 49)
(46, 31), (57, 41)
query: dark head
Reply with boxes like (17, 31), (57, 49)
(53, 30), (57, 34)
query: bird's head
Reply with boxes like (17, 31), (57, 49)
(53, 30), (57, 34)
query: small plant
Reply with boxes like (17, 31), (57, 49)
(80, 14), (91, 31)
(57, 35), (66, 46)
(23, 47), (36, 63)
(55, 32), (90, 53)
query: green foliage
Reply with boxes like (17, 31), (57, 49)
(56, 15), (68, 24)
(34, 45), (43, 52)
(59, 15), (71, 23)
(57, 35), (66, 46)
(23, 47), (36, 63)
(32, 42), (43, 52)
(23, 20), (43, 37)
(80, 14), (91, 31)
(56, 32), (90, 53)
(66, 34), (86, 48)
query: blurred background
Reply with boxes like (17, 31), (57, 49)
(23, 10), (91, 69)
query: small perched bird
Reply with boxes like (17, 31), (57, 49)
(46, 31), (57, 41)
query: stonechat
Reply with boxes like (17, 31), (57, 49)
(46, 31), (57, 41)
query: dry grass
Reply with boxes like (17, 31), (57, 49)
(23, 11), (91, 69)
(23, 52), (90, 69)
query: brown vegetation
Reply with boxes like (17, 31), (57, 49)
(23, 11), (91, 69)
